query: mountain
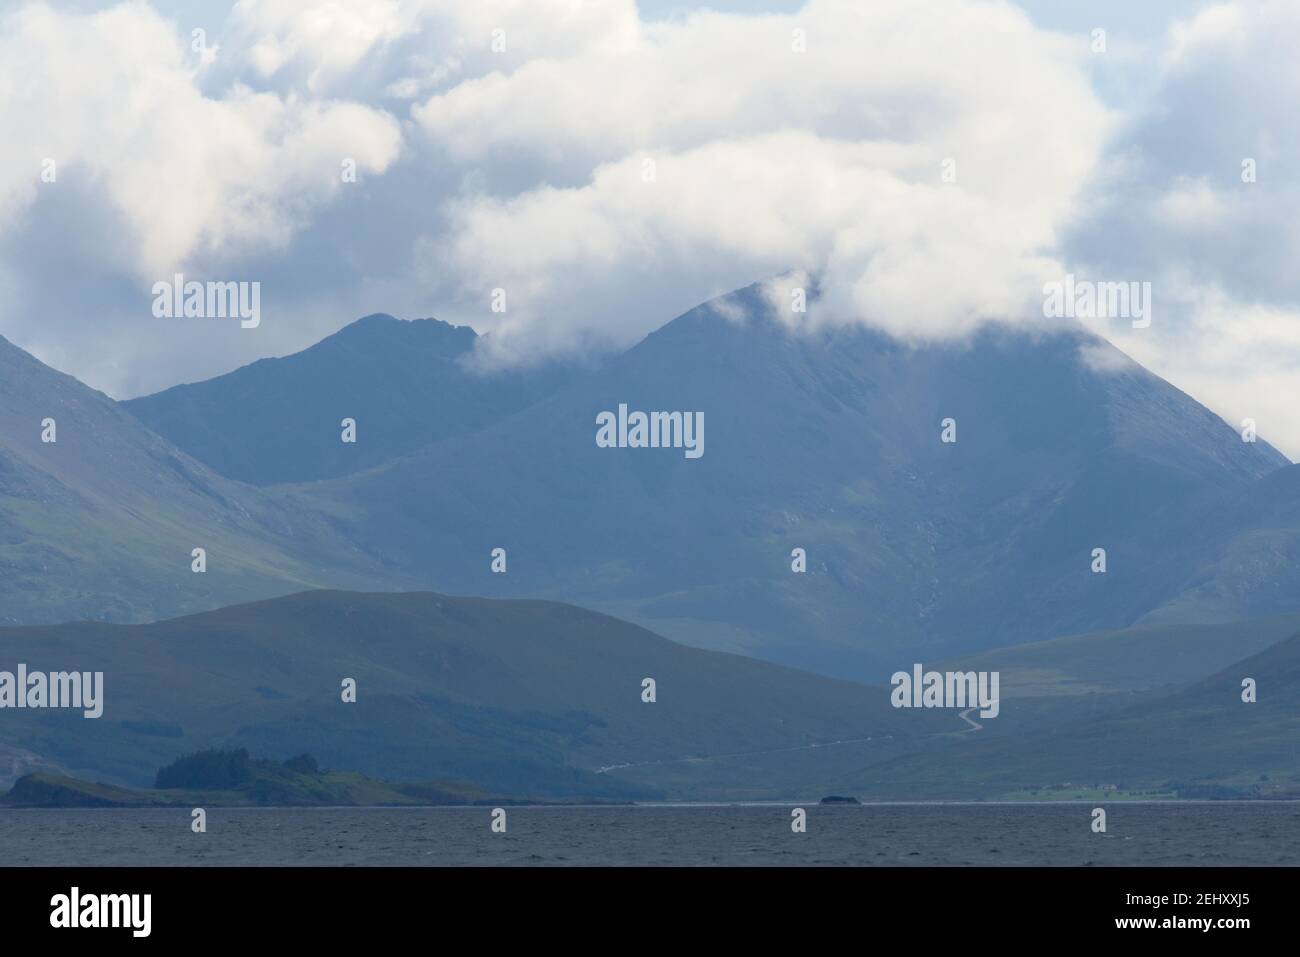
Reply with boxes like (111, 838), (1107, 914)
(0, 334), (397, 625)
(12, 284), (1300, 678)
(277, 287), (1291, 678)
(7, 287), (1299, 804)
(123, 314), (572, 485)
(0, 590), (950, 797)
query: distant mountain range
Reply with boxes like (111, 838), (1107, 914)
(274, 292), (1293, 678)
(6, 284), (1300, 681)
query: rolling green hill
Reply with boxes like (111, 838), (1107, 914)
(3, 588), (1295, 801)
(0, 589), (950, 799)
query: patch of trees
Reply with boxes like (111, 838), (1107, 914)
(282, 753), (319, 774)
(154, 748), (323, 789)
(155, 748), (253, 789)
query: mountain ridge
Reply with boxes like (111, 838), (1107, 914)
(122, 313), (575, 486)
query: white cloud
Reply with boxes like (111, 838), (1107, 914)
(1092, 285), (1300, 460)
(226, 0), (641, 100)
(1061, 0), (1300, 457)
(1155, 178), (1225, 227)
(414, 0), (1112, 358)
(0, 1), (402, 278)
(232, 0), (424, 90)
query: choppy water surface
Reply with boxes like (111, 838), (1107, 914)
(1, 802), (1296, 866)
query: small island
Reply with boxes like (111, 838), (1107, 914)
(819, 795), (862, 805)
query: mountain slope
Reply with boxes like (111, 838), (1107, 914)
(1135, 463), (1300, 626)
(123, 314), (572, 485)
(0, 334), (397, 625)
(285, 286), (1290, 678)
(845, 626), (1300, 799)
(0, 590), (949, 796)
(936, 613), (1300, 697)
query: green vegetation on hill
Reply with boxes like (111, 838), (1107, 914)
(155, 747), (255, 789)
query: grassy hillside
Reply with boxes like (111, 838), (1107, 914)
(6, 589), (1293, 802)
(936, 613), (1300, 697)
(602, 614), (1300, 799)
(0, 590), (951, 799)
(0, 334), (402, 626)
(831, 628), (1300, 800)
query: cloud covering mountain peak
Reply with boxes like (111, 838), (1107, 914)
(1, 0), (1298, 454)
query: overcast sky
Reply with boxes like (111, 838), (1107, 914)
(1, 0), (1296, 457)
